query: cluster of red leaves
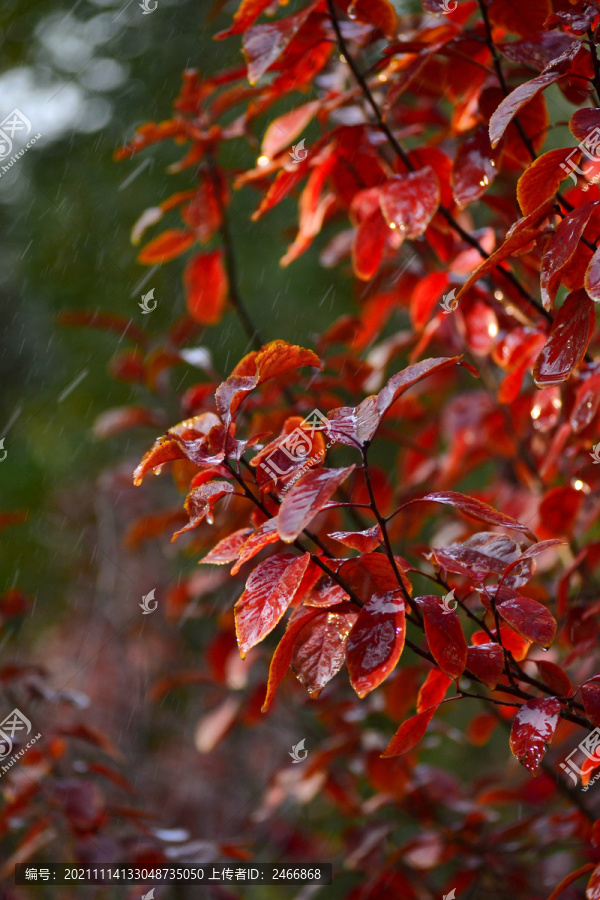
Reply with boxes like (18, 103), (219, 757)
(54, 0), (600, 895)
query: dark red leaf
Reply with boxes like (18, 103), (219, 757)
(582, 680), (600, 727)
(533, 289), (595, 388)
(200, 528), (253, 565)
(172, 482), (236, 540)
(541, 202), (597, 310)
(452, 127), (499, 208)
(496, 593), (557, 648)
(291, 608), (359, 698)
(489, 72), (561, 148)
(466, 643), (504, 690)
(379, 168), (441, 238)
(415, 595), (468, 679)
(406, 491), (537, 540)
(347, 591), (406, 698)
(277, 466), (355, 543)
(509, 698), (561, 774)
(327, 526), (383, 553)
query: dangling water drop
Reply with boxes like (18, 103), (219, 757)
(348, 3), (358, 19)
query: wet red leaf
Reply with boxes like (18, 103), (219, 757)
(489, 72), (561, 148)
(452, 128), (498, 208)
(327, 526), (383, 553)
(277, 466), (355, 543)
(200, 528), (253, 565)
(184, 251), (229, 325)
(347, 591), (406, 698)
(496, 592), (557, 648)
(407, 491), (537, 539)
(540, 202), (597, 310)
(466, 643), (504, 690)
(172, 482), (236, 540)
(517, 148), (582, 216)
(582, 680), (600, 727)
(230, 519), (280, 575)
(509, 697), (561, 774)
(415, 595), (468, 679)
(235, 552), (311, 656)
(215, 0), (276, 39)
(261, 101), (320, 160)
(379, 168), (441, 238)
(533, 290), (595, 387)
(291, 608), (359, 698)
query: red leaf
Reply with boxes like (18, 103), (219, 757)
(517, 148), (581, 215)
(381, 706), (437, 758)
(541, 202), (597, 310)
(133, 412), (223, 485)
(327, 357), (460, 446)
(501, 539), (565, 583)
(261, 101), (320, 160)
(489, 72), (561, 148)
(172, 482), (236, 540)
(466, 643), (504, 690)
(347, 591), (406, 698)
(215, 0), (275, 39)
(93, 406), (162, 439)
(452, 128), (498, 208)
(379, 168), (441, 238)
(137, 229), (195, 264)
(230, 518), (280, 575)
(277, 466), (355, 543)
(184, 251), (228, 325)
(352, 208), (389, 282)
(261, 605), (321, 711)
(488, 0), (552, 36)
(496, 593), (557, 648)
(430, 533), (525, 585)
(407, 491), (537, 540)
(582, 680), (600, 727)
(415, 595), (468, 679)
(200, 528), (253, 565)
(585, 245), (600, 302)
(327, 526), (383, 553)
(235, 552), (311, 656)
(536, 661), (572, 697)
(533, 289), (595, 388)
(571, 372), (600, 432)
(452, 199), (555, 307)
(509, 697), (561, 774)
(242, 7), (313, 85)
(215, 340), (322, 427)
(344, 0), (398, 39)
(338, 551), (411, 601)
(291, 608), (359, 698)
(417, 669), (452, 713)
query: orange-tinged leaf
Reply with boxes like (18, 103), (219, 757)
(509, 697), (561, 774)
(200, 528), (253, 565)
(415, 595), (468, 679)
(93, 406), (163, 439)
(137, 229), (195, 264)
(381, 706), (437, 758)
(216, 340), (322, 427)
(184, 250), (228, 325)
(277, 466), (355, 543)
(292, 608), (359, 698)
(517, 148), (580, 215)
(327, 526), (383, 553)
(172, 482), (236, 540)
(536, 661), (572, 697)
(379, 168), (441, 238)
(133, 412), (222, 485)
(347, 591), (406, 698)
(346, 0), (398, 39)
(533, 289), (595, 387)
(467, 712), (498, 746)
(215, 0), (275, 39)
(488, 0), (551, 36)
(261, 101), (320, 160)
(417, 669), (452, 713)
(242, 7), (313, 85)
(230, 518), (280, 575)
(194, 697), (240, 753)
(339, 551), (412, 600)
(235, 552), (311, 656)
